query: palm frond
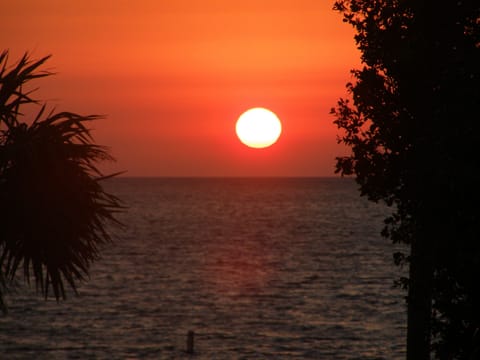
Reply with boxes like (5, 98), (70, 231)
(0, 51), (52, 128)
(0, 50), (123, 305)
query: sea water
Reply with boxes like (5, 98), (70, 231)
(0, 178), (406, 359)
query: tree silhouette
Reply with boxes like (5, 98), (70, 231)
(0, 51), (122, 312)
(332, 1), (480, 359)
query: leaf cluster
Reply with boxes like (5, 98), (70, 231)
(332, 1), (480, 358)
(0, 51), (123, 313)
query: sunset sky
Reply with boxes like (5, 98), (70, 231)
(3, 0), (359, 177)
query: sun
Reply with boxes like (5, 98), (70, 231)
(235, 108), (282, 148)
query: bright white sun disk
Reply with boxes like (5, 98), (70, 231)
(235, 108), (282, 148)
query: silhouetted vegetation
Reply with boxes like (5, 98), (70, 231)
(332, 1), (480, 359)
(0, 51), (122, 312)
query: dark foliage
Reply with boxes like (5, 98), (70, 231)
(0, 51), (122, 313)
(332, 1), (480, 358)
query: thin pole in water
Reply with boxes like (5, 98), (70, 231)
(186, 330), (194, 354)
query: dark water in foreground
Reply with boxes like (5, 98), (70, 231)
(0, 178), (406, 359)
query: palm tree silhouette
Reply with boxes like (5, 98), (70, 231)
(0, 51), (122, 312)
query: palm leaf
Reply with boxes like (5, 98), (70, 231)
(0, 51), (51, 128)
(0, 50), (123, 310)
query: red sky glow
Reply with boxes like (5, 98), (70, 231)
(2, 0), (360, 176)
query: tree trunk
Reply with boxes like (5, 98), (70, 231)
(406, 3), (436, 356)
(407, 231), (434, 359)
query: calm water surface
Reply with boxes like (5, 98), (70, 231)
(0, 178), (406, 359)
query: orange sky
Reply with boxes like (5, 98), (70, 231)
(2, 0), (359, 177)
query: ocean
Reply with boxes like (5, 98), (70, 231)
(0, 177), (406, 359)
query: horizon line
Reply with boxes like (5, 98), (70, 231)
(107, 175), (352, 179)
